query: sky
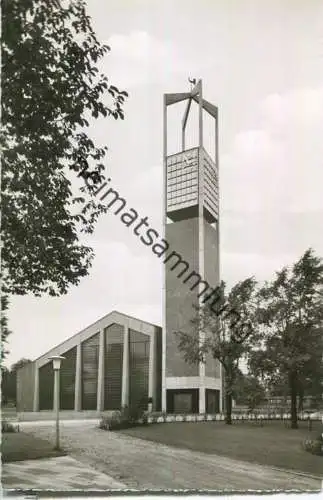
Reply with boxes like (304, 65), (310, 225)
(6, 0), (323, 367)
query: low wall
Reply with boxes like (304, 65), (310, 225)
(17, 409), (322, 423)
(145, 412), (322, 424)
(17, 410), (101, 421)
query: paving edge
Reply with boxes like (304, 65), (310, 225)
(259, 464), (323, 482)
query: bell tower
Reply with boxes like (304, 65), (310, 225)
(162, 79), (222, 414)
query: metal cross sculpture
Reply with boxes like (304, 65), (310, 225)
(188, 77), (196, 91)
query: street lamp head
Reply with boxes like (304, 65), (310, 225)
(49, 355), (65, 371)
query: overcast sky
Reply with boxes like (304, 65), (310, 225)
(6, 0), (323, 367)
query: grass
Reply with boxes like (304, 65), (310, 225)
(1, 431), (66, 463)
(121, 419), (323, 477)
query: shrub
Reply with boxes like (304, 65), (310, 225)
(121, 400), (148, 424)
(122, 404), (142, 424)
(99, 410), (122, 430)
(2, 420), (18, 433)
(99, 403), (148, 431)
(302, 434), (323, 456)
(141, 411), (149, 425)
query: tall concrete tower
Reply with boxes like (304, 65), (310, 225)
(162, 79), (222, 414)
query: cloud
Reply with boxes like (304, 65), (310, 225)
(222, 251), (300, 287)
(89, 240), (161, 306)
(121, 164), (163, 226)
(103, 30), (197, 88)
(260, 88), (323, 132)
(221, 87), (323, 214)
(108, 31), (169, 62)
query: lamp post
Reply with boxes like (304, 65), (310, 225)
(49, 355), (65, 450)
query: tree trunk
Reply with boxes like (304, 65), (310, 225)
(225, 393), (232, 424)
(225, 392), (232, 424)
(298, 383), (304, 412)
(223, 364), (235, 425)
(289, 372), (298, 429)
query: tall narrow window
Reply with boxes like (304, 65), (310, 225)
(129, 330), (150, 408)
(104, 324), (123, 410)
(60, 346), (77, 410)
(39, 362), (54, 410)
(81, 333), (99, 410)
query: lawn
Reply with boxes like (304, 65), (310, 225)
(121, 420), (323, 477)
(1, 432), (66, 463)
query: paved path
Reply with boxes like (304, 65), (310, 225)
(2, 455), (126, 491)
(19, 421), (322, 492)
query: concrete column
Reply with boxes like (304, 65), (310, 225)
(121, 325), (129, 408)
(162, 93), (167, 413)
(33, 365), (39, 412)
(54, 369), (60, 448)
(198, 160), (206, 414)
(220, 363), (225, 413)
(161, 330), (167, 412)
(148, 331), (156, 409)
(199, 354), (206, 413)
(74, 343), (82, 411)
(199, 387), (206, 414)
(96, 329), (105, 412)
(198, 81), (206, 416)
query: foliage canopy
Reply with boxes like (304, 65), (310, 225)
(1, 0), (128, 297)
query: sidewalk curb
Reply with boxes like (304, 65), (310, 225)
(262, 465), (322, 482)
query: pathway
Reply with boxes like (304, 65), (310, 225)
(2, 455), (126, 491)
(19, 421), (322, 492)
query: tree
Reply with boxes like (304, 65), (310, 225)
(1, 295), (11, 361)
(11, 358), (32, 372)
(296, 330), (323, 410)
(248, 350), (290, 413)
(1, 0), (128, 298)
(1, 367), (13, 405)
(176, 278), (258, 424)
(1, 358), (32, 404)
(250, 249), (323, 429)
(233, 371), (266, 412)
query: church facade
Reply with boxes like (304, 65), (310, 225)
(17, 311), (162, 413)
(16, 80), (223, 415)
